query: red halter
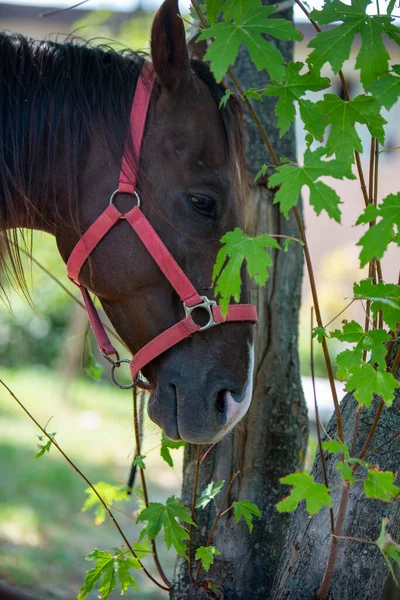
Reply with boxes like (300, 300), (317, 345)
(67, 62), (258, 390)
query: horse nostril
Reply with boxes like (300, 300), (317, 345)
(215, 390), (226, 415)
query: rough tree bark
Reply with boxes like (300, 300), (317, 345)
(273, 341), (400, 600)
(171, 5), (308, 598)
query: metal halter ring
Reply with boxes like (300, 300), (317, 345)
(183, 296), (218, 331)
(110, 358), (138, 390)
(109, 189), (141, 208)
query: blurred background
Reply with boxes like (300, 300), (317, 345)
(0, 1), (399, 598)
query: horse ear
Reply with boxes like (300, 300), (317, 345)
(151, 0), (191, 94)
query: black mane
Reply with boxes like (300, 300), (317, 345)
(0, 33), (145, 290)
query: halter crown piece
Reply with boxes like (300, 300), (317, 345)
(67, 62), (258, 390)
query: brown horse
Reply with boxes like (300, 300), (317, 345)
(0, 0), (255, 445)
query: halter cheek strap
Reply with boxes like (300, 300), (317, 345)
(67, 62), (258, 390)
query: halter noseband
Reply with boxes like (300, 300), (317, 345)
(66, 62), (258, 390)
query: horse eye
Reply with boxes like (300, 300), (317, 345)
(190, 195), (215, 217)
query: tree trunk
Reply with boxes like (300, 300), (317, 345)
(171, 6), (308, 598)
(273, 341), (400, 600)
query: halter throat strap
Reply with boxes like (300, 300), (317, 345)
(66, 61), (258, 390)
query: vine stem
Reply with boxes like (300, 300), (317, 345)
(188, 445), (202, 586)
(195, 472), (239, 582)
(0, 378), (170, 592)
(311, 308), (335, 533)
(132, 388), (171, 588)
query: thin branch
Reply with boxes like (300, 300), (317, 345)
(189, 445), (202, 586)
(0, 378), (169, 592)
(323, 299), (355, 329)
(39, 0), (89, 17)
(195, 472), (239, 582)
(366, 430), (400, 459)
(311, 308), (335, 533)
(132, 388), (170, 588)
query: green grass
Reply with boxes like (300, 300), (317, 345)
(0, 368), (183, 599)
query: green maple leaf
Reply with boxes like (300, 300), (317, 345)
(219, 89), (231, 109)
(133, 455), (146, 470)
(322, 439), (350, 459)
(335, 348), (363, 380)
(254, 163), (268, 182)
(205, 0), (223, 23)
(337, 461), (355, 485)
(356, 193), (400, 267)
(232, 500), (261, 533)
(268, 147), (355, 222)
(35, 432), (56, 458)
(137, 496), (195, 557)
(195, 545), (221, 571)
(368, 69), (400, 110)
(353, 278), (400, 331)
(317, 94), (386, 165)
(331, 320), (390, 369)
(198, 6), (302, 82)
(299, 99), (327, 141)
(78, 549), (141, 600)
(313, 326), (329, 343)
(364, 468), (400, 502)
(196, 481), (225, 509)
(85, 351), (104, 381)
(263, 61), (330, 136)
(223, 0), (262, 23)
(308, 0), (396, 88)
(244, 87), (264, 101)
(277, 471), (332, 515)
(212, 227), (280, 314)
(82, 482), (129, 526)
(376, 518), (400, 584)
(160, 433), (185, 468)
(346, 363), (399, 407)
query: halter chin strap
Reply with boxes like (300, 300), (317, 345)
(67, 61), (258, 390)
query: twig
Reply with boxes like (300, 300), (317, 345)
(365, 430), (400, 459)
(323, 300), (355, 329)
(132, 388), (170, 588)
(40, 0), (89, 17)
(189, 445), (202, 586)
(195, 472), (239, 582)
(311, 308), (335, 533)
(0, 378), (169, 592)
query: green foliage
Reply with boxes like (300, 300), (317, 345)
(195, 545), (221, 571)
(322, 439), (350, 459)
(353, 278), (400, 331)
(331, 320), (390, 369)
(232, 500), (261, 533)
(198, 6), (301, 82)
(137, 496), (195, 557)
(356, 194), (400, 267)
(133, 455), (146, 470)
(219, 89), (232, 109)
(346, 363), (399, 407)
(84, 351), (104, 381)
(78, 549), (141, 600)
(277, 471), (332, 515)
(308, 0), (399, 88)
(364, 468), (400, 502)
(35, 432), (56, 458)
(376, 519), (400, 584)
(212, 227), (280, 313)
(336, 460), (355, 485)
(313, 326), (329, 343)
(263, 62), (330, 137)
(268, 147), (355, 222)
(368, 67), (400, 110)
(81, 482), (129, 526)
(254, 163), (268, 182)
(317, 94), (386, 165)
(335, 348), (363, 380)
(196, 481), (225, 509)
(160, 433), (185, 467)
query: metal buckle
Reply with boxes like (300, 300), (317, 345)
(183, 296), (218, 331)
(109, 189), (141, 209)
